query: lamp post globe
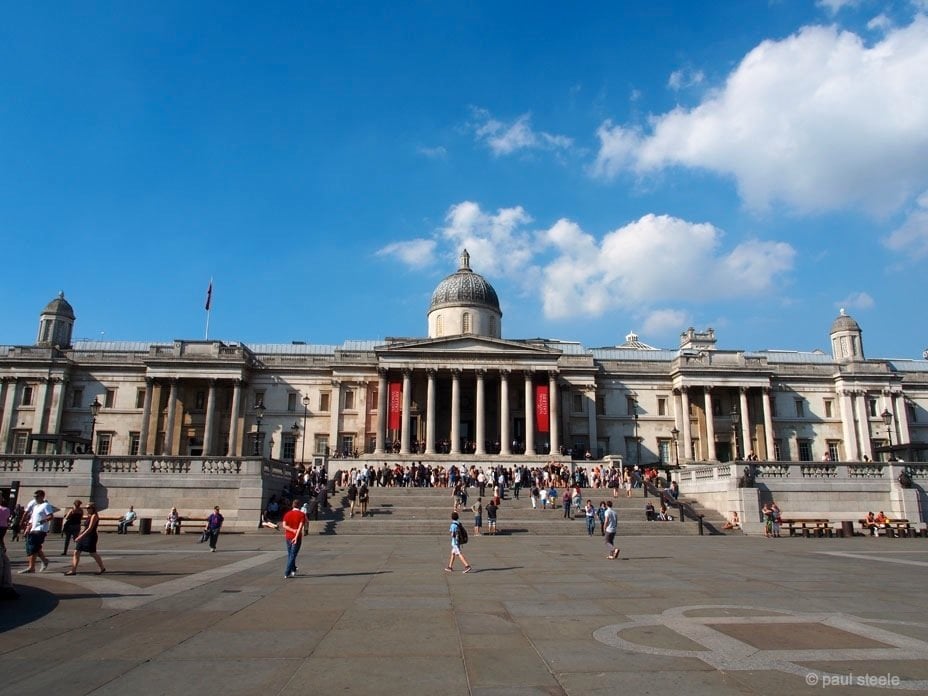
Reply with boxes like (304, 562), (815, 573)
(881, 408), (894, 459)
(254, 401), (266, 457)
(301, 394), (311, 463)
(88, 396), (102, 454)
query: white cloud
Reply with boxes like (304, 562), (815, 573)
(835, 291), (875, 311)
(817, 0), (859, 15)
(642, 309), (690, 336)
(471, 108), (573, 157)
(884, 190), (928, 257)
(668, 68), (705, 91)
(376, 238), (437, 266)
(538, 213), (795, 319)
(384, 205), (795, 323)
(592, 18), (928, 216)
(867, 13), (893, 32)
(417, 145), (447, 159)
(438, 201), (536, 276)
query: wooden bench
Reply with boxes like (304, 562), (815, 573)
(96, 516), (151, 533)
(858, 518), (917, 538)
(780, 518), (832, 538)
(163, 516), (209, 534)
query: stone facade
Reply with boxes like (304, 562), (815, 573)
(1, 257), (926, 467)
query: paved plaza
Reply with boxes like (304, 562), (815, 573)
(3, 530), (928, 695)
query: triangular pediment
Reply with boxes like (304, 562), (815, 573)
(378, 336), (561, 357)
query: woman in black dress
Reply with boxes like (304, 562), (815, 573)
(64, 503), (105, 575)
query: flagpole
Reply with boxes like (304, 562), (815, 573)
(205, 278), (213, 340)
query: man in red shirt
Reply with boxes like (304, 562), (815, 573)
(282, 500), (307, 579)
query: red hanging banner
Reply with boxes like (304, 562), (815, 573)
(535, 384), (550, 433)
(388, 381), (402, 431)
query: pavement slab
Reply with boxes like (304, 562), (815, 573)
(3, 532), (928, 694)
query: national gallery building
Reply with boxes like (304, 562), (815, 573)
(2, 251), (926, 466)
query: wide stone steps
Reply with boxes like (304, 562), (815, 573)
(312, 487), (726, 536)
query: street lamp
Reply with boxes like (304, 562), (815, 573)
(670, 426), (679, 466)
(254, 400), (266, 457)
(291, 421), (301, 462)
(730, 407), (740, 462)
(881, 408), (894, 460)
(88, 396), (102, 454)
(301, 394), (311, 463)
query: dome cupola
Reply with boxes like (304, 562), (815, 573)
(830, 308), (864, 362)
(37, 291), (75, 348)
(427, 250), (502, 338)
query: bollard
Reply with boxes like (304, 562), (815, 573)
(698, 515), (705, 536)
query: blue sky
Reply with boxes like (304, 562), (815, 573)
(2, 1), (926, 359)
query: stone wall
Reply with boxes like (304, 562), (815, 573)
(0, 455), (293, 532)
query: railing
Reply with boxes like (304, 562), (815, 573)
(0, 455), (77, 473)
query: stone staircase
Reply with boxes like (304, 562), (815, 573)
(311, 485), (729, 536)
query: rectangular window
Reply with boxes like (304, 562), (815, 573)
(627, 397), (637, 416)
(105, 388), (116, 408)
(282, 435), (297, 461)
(319, 392), (330, 412)
(287, 392), (297, 412)
(96, 432), (112, 456)
(596, 395), (605, 416)
(344, 389), (355, 410)
(136, 389), (146, 409)
(21, 385), (34, 406)
(773, 439), (783, 461)
(868, 398), (877, 417)
(908, 403), (917, 424)
(71, 388), (83, 409)
(798, 439), (813, 461)
(254, 390), (266, 408)
(624, 436), (640, 464)
(573, 394), (584, 413)
(827, 441), (840, 461)
(771, 397), (779, 418)
(128, 432), (141, 456)
(658, 439), (671, 464)
(795, 399), (805, 418)
(12, 430), (29, 454)
(370, 386), (379, 411)
(314, 435), (329, 455)
(824, 399), (833, 418)
(657, 397), (667, 417)
(340, 435), (355, 456)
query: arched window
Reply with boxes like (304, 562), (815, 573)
(463, 312), (471, 334)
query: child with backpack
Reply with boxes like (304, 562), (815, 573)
(445, 512), (473, 574)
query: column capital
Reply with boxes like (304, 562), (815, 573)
(475, 368), (487, 377)
(331, 379), (341, 387)
(499, 368), (511, 377)
(426, 367), (437, 377)
(451, 368), (462, 377)
(377, 367), (389, 378)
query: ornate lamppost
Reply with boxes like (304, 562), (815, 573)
(254, 401), (266, 457)
(730, 407), (740, 462)
(301, 394), (311, 463)
(671, 426), (679, 467)
(291, 421), (301, 462)
(88, 396), (102, 454)
(881, 408), (894, 461)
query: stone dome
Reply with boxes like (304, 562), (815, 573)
(429, 249), (501, 314)
(830, 308), (860, 334)
(42, 292), (75, 320)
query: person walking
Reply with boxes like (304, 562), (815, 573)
(445, 512), (472, 573)
(204, 506), (224, 552)
(562, 489), (572, 519)
(61, 500), (84, 555)
(347, 481), (358, 518)
(471, 498), (483, 536)
(485, 498), (498, 535)
(358, 481), (370, 517)
(64, 503), (105, 575)
(604, 500), (619, 559)
(282, 499), (307, 578)
(584, 500), (596, 536)
(19, 490), (58, 573)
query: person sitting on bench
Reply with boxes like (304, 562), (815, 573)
(164, 507), (181, 534)
(117, 506), (137, 534)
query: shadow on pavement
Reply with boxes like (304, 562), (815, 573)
(0, 585), (59, 631)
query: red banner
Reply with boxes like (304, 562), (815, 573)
(388, 381), (402, 431)
(535, 384), (549, 433)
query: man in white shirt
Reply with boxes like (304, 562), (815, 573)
(19, 490), (58, 573)
(604, 500), (619, 560)
(117, 505), (138, 534)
